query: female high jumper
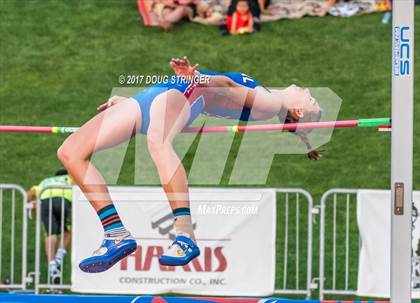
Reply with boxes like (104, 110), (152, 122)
(57, 57), (321, 273)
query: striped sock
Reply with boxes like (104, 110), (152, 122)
(173, 207), (195, 241)
(97, 204), (128, 238)
(173, 207), (191, 217)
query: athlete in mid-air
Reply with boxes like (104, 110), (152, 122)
(57, 57), (321, 273)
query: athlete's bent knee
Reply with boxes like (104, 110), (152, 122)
(147, 137), (163, 156)
(57, 137), (89, 166)
(147, 136), (171, 160)
(57, 143), (71, 166)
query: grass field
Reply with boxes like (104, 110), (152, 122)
(0, 0), (419, 299)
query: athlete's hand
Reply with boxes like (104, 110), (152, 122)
(170, 56), (199, 77)
(97, 96), (127, 112)
(307, 150), (323, 160)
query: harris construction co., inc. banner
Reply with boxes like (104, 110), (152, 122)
(71, 186), (276, 296)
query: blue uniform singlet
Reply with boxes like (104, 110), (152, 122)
(131, 70), (262, 134)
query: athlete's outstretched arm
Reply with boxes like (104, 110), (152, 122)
(169, 57), (320, 125)
(170, 56), (199, 77)
(294, 131), (323, 160)
(169, 56), (240, 88)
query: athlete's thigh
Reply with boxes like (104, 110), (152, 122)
(147, 89), (190, 143)
(61, 99), (141, 158)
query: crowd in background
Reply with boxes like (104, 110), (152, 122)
(137, 0), (394, 34)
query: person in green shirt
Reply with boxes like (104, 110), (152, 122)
(27, 169), (73, 281)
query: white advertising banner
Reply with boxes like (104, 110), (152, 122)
(357, 189), (420, 298)
(71, 187), (276, 296)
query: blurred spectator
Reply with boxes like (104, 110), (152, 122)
(138, 0), (198, 31)
(225, 0), (274, 33)
(27, 169), (73, 282)
(228, 0), (261, 31)
(226, 0), (254, 34)
(228, 0), (260, 17)
(138, 0), (400, 31)
(227, 0), (274, 17)
(257, 0), (275, 15)
(194, 1), (224, 25)
(328, 0), (391, 17)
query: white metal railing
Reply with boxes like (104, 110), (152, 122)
(35, 185), (72, 293)
(273, 188), (315, 299)
(0, 184), (28, 290)
(0, 184), (316, 298)
(319, 188), (359, 300)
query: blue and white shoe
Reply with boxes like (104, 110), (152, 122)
(159, 234), (200, 266)
(79, 234), (137, 273)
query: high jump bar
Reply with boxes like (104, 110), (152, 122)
(0, 117), (391, 134)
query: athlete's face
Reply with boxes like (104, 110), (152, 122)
(286, 85), (312, 102)
(236, 1), (250, 14)
(283, 85), (316, 119)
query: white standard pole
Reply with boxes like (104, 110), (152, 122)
(391, 1), (415, 302)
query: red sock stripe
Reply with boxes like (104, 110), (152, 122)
(103, 217), (122, 227)
(102, 214), (121, 225)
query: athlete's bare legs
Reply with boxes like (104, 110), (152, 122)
(147, 89), (191, 211)
(146, 89), (200, 266)
(57, 98), (141, 273)
(57, 99), (141, 211)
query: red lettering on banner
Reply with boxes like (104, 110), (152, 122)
(120, 245), (227, 272)
(205, 247), (212, 271)
(182, 257), (204, 272)
(214, 247), (227, 272)
(143, 246), (164, 270)
(160, 264), (175, 272)
(120, 247), (142, 270)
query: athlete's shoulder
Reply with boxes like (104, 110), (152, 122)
(226, 72), (261, 88)
(196, 70), (220, 76)
(197, 70), (261, 88)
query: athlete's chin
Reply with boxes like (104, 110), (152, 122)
(251, 111), (276, 121)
